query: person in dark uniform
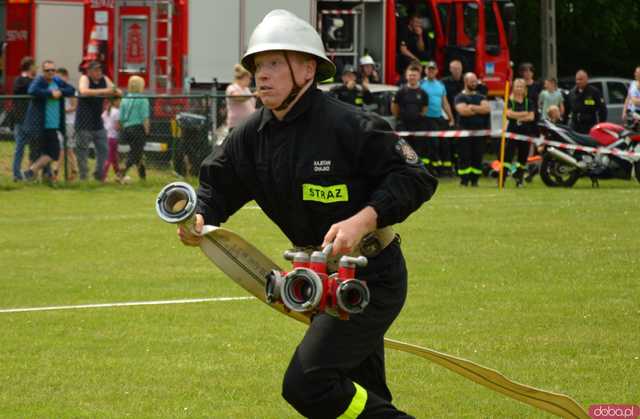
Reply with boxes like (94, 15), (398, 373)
(178, 10), (437, 419)
(398, 15), (434, 76)
(392, 62), (429, 167)
(357, 55), (381, 85)
(442, 59), (465, 174)
(568, 69), (607, 133)
(442, 60), (464, 120)
(454, 72), (491, 187)
(503, 78), (536, 187)
(330, 65), (374, 108)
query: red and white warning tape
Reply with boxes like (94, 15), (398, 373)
(393, 129), (640, 158)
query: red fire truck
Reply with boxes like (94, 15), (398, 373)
(0, 0), (85, 93)
(1, 0), (516, 95)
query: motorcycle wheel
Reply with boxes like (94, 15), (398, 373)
(540, 153), (581, 187)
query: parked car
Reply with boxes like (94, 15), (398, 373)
(318, 83), (399, 128)
(558, 77), (632, 125)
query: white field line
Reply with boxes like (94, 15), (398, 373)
(0, 205), (263, 224)
(0, 296), (255, 314)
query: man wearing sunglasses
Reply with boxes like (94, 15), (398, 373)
(22, 60), (75, 181)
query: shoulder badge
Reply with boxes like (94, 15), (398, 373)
(395, 138), (419, 165)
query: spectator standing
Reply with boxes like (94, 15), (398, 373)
(119, 75), (150, 181)
(392, 62), (429, 165)
(54, 67), (79, 181)
(357, 55), (381, 84)
(454, 72), (490, 187)
(442, 60), (464, 119)
(567, 69), (607, 133)
(622, 66), (640, 128)
(75, 60), (120, 181)
(538, 78), (564, 121)
(518, 63), (542, 116)
(329, 65), (374, 108)
(11, 56), (37, 182)
(22, 60), (76, 181)
(420, 61), (455, 175)
(102, 97), (121, 181)
(225, 64), (256, 133)
(503, 78), (536, 187)
(398, 15), (433, 76)
(442, 59), (465, 173)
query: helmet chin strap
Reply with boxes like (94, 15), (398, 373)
(275, 51), (308, 111)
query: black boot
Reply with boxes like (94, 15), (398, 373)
(470, 173), (479, 187)
(514, 168), (524, 187)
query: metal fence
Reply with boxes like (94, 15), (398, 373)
(0, 92), (248, 183)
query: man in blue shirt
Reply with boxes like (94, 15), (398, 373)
(420, 61), (455, 176)
(22, 60), (75, 181)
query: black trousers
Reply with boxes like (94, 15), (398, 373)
(122, 125), (146, 175)
(282, 241), (414, 419)
(401, 118), (429, 164)
(457, 136), (485, 184)
(29, 129), (60, 161)
(504, 137), (530, 180)
(425, 117), (452, 169)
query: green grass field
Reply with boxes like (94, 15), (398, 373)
(1, 139), (639, 418)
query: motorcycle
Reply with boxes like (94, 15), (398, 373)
(537, 116), (640, 187)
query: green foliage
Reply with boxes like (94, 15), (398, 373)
(512, 0), (640, 77)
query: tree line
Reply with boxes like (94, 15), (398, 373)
(511, 0), (640, 79)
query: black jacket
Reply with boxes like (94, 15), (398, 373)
(568, 85), (607, 133)
(197, 87), (437, 247)
(329, 84), (374, 108)
(11, 75), (34, 126)
(442, 76), (464, 120)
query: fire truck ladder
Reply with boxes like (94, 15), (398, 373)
(151, 0), (173, 90)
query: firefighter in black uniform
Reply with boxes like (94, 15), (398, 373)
(442, 59), (465, 175)
(178, 10), (437, 419)
(567, 69), (607, 134)
(454, 72), (491, 187)
(391, 61), (430, 166)
(330, 65), (374, 108)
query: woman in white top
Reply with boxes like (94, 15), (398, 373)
(225, 64), (256, 133)
(622, 66), (640, 128)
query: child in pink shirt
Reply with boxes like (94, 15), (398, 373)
(102, 97), (121, 181)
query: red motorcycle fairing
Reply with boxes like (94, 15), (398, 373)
(590, 122), (640, 145)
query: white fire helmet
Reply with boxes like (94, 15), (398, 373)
(359, 55), (376, 66)
(241, 9), (336, 81)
